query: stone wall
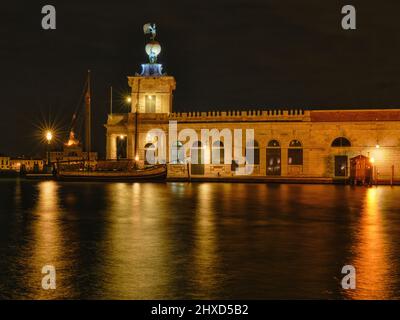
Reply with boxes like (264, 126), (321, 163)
(106, 110), (400, 182)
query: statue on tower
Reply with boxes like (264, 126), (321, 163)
(143, 23), (156, 40)
(140, 23), (164, 76)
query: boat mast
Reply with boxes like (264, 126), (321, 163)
(85, 70), (91, 165)
(110, 86), (113, 116)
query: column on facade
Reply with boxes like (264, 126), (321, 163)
(127, 131), (134, 160)
(281, 147), (288, 176)
(108, 134), (117, 160)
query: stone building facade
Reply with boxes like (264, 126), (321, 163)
(105, 30), (400, 183)
(105, 72), (400, 183)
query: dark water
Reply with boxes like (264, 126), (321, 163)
(0, 179), (400, 299)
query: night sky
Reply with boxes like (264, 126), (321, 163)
(1, 0), (400, 157)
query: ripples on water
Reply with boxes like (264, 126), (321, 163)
(0, 179), (399, 299)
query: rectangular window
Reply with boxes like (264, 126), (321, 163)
(288, 149), (303, 165)
(145, 95), (156, 113)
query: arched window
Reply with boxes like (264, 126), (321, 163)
(171, 141), (184, 164)
(144, 143), (156, 165)
(288, 140), (303, 165)
(268, 140), (280, 147)
(246, 140), (260, 165)
(266, 139), (281, 175)
(289, 140), (302, 148)
(212, 141), (224, 164)
(331, 137), (351, 147)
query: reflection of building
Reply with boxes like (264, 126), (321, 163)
(10, 158), (45, 173)
(49, 131), (97, 164)
(105, 26), (400, 183)
(0, 155), (10, 170)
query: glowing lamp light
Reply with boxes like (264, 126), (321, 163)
(376, 144), (380, 149)
(370, 157), (375, 164)
(46, 131), (53, 143)
(126, 96), (132, 103)
(120, 135), (125, 139)
(135, 155), (139, 161)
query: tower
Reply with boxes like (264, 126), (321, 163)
(127, 23), (176, 114)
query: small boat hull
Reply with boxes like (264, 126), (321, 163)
(57, 165), (167, 182)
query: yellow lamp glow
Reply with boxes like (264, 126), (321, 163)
(126, 96), (132, 103)
(46, 131), (53, 143)
(135, 155), (139, 161)
(370, 157), (375, 164)
(376, 144), (380, 149)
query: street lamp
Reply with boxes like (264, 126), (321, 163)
(45, 130), (53, 168)
(126, 96), (132, 104)
(46, 131), (53, 144)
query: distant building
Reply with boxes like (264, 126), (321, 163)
(0, 155), (10, 170)
(10, 158), (44, 173)
(49, 131), (97, 165)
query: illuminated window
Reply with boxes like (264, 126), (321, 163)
(288, 140), (303, 165)
(145, 95), (156, 113)
(266, 139), (281, 176)
(116, 136), (127, 159)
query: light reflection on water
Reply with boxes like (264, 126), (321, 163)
(0, 180), (400, 299)
(344, 188), (394, 300)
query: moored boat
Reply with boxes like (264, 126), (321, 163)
(56, 164), (167, 182)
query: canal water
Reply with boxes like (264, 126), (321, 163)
(0, 179), (399, 299)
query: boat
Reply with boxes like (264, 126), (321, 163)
(57, 164), (167, 182)
(25, 173), (55, 180)
(54, 71), (167, 182)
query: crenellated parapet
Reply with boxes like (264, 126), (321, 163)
(169, 109), (310, 122)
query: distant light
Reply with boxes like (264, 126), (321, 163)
(126, 96), (132, 103)
(370, 157), (375, 164)
(376, 144), (380, 149)
(46, 131), (53, 143)
(135, 155), (139, 161)
(120, 135), (125, 139)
